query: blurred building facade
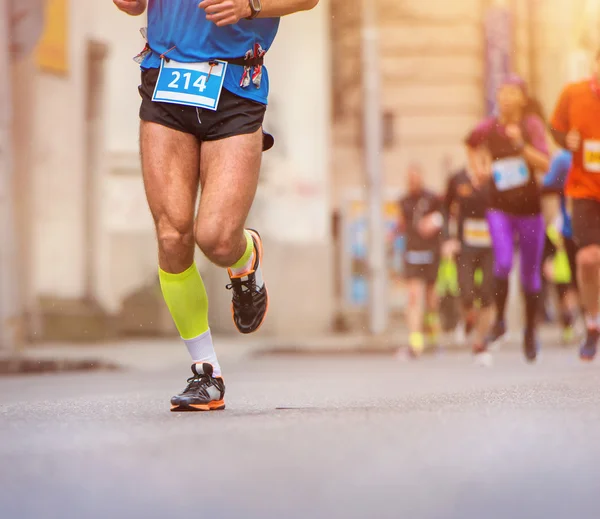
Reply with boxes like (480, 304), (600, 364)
(331, 0), (600, 201)
(9, 0), (600, 342)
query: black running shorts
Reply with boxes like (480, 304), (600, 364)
(403, 251), (440, 285)
(139, 67), (274, 150)
(572, 198), (600, 249)
(456, 247), (494, 308)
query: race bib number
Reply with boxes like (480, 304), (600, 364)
(405, 250), (434, 265)
(584, 140), (600, 173)
(492, 157), (529, 191)
(152, 59), (228, 111)
(463, 218), (491, 248)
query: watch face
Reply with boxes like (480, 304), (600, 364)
(250, 0), (262, 10)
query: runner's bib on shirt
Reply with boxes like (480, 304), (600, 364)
(492, 157), (529, 191)
(152, 59), (228, 111)
(405, 250), (435, 265)
(463, 218), (491, 248)
(584, 140), (600, 173)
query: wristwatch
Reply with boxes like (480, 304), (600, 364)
(247, 0), (262, 19)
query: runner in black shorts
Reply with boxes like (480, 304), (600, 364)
(398, 164), (444, 357)
(444, 161), (494, 363)
(139, 68), (275, 151)
(550, 51), (600, 360)
(115, 0), (319, 411)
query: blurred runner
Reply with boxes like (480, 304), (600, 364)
(398, 164), (444, 357)
(550, 50), (600, 361)
(436, 253), (461, 336)
(541, 149), (579, 344)
(115, 0), (319, 410)
(466, 75), (550, 362)
(444, 159), (494, 364)
(541, 220), (578, 344)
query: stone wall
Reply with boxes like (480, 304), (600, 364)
(331, 0), (487, 208)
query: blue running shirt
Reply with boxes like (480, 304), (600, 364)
(142, 0), (280, 105)
(542, 150), (573, 239)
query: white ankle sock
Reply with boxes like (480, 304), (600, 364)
(184, 329), (221, 377)
(586, 315), (600, 331)
(229, 250), (255, 277)
(229, 251), (265, 289)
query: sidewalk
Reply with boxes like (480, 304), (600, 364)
(0, 324), (572, 374)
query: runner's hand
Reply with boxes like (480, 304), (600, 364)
(418, 213), (443, 239)
(442, 239), (460, 259)
(505, 124), (525, 148)
(113, 0), (146, 16)
(199, 0), (252, 26)
(566, 129), (581, 152)
(471, 147), (492, 185)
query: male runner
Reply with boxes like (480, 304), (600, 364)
(444, 157), (494, 363)
(114, 0), (319, 410)
(398, 164), (444, 357)
(550, 50), (600, 360)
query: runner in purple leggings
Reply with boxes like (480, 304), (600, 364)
(465, 76), (550, 362)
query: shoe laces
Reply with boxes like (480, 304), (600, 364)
(226, 275), (260, 307)
(182, 374), (212, 396)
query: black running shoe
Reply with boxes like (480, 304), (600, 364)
(580, 329), (600, 362)
(170, 363), (226, 412)
(465, 319), (475, 337)
(226, 229), (269, 334)
(487, 320), (507, 345)
(523, 329), (539, 363)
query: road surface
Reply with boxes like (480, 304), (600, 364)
(1, 347), (600, 519)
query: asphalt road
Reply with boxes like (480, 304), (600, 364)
(1, 346), (600, 519)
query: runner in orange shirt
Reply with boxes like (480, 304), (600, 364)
(550, 50), (600, 360)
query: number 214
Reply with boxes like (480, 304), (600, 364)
(168, 71), (207, 93)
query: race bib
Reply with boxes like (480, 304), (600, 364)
(492, 157), (529, 191)
(405, 250), (434, 265)
(152, 59), (228, 111)
(584, 140), (600, 173)
(463, 218), (491, 248)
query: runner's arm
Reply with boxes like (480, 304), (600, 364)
(521, 144), (550, 172)
(521, 115), (550, 172)
(443, 175), (456, 213)
(465, 119), (494, 181)
(419, 194), (445, 237)
(113, 0), (147, 16)
(550, 129), (568, 150)
(200, 0), (317, 26)
(541, 152), (570, 195)
(442, 178), (457, 240)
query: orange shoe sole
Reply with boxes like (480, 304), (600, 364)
(170, 399), (226, 412)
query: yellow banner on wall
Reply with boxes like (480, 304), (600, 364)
(36, 0), (69, 74)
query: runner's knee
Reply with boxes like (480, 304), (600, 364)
(494, 258), (512, 279)
(407, 283), (422, 307)
(479, 289), (494, 308)
(156, 214), (194, 257)
(578, 246), (600, 271)
(195, 221), (240, 266)
(521, 271), (541, 294)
